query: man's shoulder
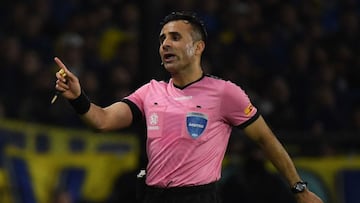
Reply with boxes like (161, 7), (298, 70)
(202, 74), (230, 87)
(204, 74), (225, 81)
(148, 78), (169, 86)
(137, 79), (169, 92)
(137, 78), (167, 86)
(203, 74), (247, 93)
(205, 74), (245, 87)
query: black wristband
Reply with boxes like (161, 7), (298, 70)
(68, 90), (91, 115)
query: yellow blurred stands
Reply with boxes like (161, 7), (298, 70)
(0, 119), (139, 203)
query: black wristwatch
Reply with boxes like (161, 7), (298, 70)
(291, 181), (308, 193)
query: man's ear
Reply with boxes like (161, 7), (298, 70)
(195, 40), (205, 55)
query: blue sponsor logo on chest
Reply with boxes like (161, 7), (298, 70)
(186, 112), (208, 138)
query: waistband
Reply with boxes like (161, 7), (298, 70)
(145, 181), (218, 194)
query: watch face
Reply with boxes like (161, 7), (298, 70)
(292, 182), (307, 193)
(296, 184), (305, 191)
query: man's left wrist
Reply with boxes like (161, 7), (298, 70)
(291, 181), (308, 193)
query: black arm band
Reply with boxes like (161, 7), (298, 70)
(68, 90), (91, 115)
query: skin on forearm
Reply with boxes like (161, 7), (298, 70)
(257, 132), (301, 186)
(244, 116), (301, 186)
(80, 102), (133, 132)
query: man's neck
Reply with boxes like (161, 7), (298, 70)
(171, 67), (203, 88)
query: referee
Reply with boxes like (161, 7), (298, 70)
(54, 11), (323, 203)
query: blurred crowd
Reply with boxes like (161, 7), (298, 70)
(0, 0), (358, 202)
(0, 0), (359, 135)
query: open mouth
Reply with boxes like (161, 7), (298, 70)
(163, 53), (176, 63)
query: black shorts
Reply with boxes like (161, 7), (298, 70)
(142, 182), (221, 203)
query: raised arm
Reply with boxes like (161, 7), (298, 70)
(243, 115), (323, 203)
(54, 57), (133, 131)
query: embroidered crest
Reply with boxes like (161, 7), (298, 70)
(148, 113), (160, 130)
(149, 113), (159, 125)
(186, 112), (208, 139)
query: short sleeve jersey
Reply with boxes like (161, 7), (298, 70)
(124, 75), (259, 187)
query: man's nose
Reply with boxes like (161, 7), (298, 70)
(161, 38), (171, 49)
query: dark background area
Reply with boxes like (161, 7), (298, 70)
(0, 0), (359, 202)
(0, 0), (359, 134)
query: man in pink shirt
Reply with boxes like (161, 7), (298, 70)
(54, 11), (323, 203)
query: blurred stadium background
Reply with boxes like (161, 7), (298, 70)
(0, 0), (359, 203)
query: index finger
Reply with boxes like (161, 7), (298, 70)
(54, 57), (70, 73)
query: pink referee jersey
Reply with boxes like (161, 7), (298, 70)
(124, 74), (258, 187)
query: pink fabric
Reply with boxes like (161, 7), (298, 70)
(126, 75), (257, 187)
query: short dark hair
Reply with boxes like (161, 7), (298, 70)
(160, 11), (208, 43)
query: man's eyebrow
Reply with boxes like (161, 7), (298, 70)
(159, 31), (181, 40)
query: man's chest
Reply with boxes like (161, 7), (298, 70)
(143, 91), (220, 139)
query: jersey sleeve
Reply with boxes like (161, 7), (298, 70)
(221, 81), (259, 129)
(121, 82), (150, 122)
(121, 99), (143, 123)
